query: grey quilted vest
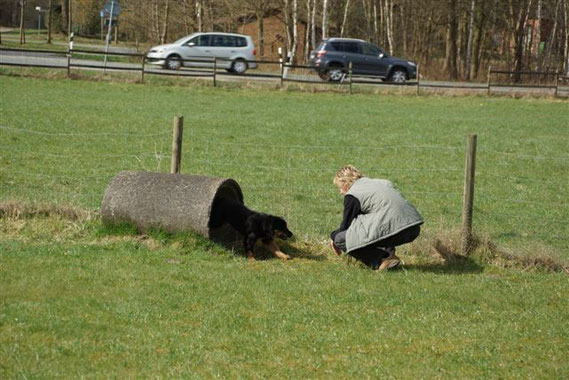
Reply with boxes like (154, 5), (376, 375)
(345, 177), (423, 252)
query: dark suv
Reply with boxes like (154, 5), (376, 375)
(309, 38), (417, 83)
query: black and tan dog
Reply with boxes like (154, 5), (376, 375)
(209, 197), (293, 260)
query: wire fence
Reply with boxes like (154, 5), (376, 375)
(2, 47), (569, 97)
(1, 119), (567, 255)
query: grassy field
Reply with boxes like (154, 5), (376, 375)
(1, 75), (568, 377)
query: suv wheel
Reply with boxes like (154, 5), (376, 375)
(388, 68), (407, 83)
(165, 54), (182, 70)
(231, 59), (248, 74)
(326, 66), (345, 82)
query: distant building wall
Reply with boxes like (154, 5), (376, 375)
(239, 13), (307, 63)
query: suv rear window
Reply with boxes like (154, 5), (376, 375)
(330, 41), (361, 54)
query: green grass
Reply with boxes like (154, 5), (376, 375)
(1, 75), (568, 377)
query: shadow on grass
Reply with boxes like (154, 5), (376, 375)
(403, 256), (484, 274)
(248, 239), (328, 262)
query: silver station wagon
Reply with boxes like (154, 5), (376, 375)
(146, 32), (257, 73)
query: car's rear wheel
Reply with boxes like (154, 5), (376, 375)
(326, 65), (345, 82)
(388, 68), (407, 83)
(231, 59), (248, 74)
(165, 54), (182, 70)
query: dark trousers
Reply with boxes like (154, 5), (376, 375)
(333, 225), (421, 268)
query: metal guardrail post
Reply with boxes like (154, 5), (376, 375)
(140, 55), (145, 83)
(67, 50), (71, 78)
(280, 60), (284, 87)
(213, 57), (217, 87)
(349, 61), (353, 94)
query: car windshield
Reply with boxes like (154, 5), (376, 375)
(173, 34), (195, 45)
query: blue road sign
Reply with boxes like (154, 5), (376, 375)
(103, 1), (121, 16)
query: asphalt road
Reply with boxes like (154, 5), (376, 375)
(1, 47), (567, 96)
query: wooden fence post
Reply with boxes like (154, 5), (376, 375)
(554, 74), (559, 98)
(67, 53), (71, 78)
(171, 116), (183, 174)
(487, 66), (491, 95)
(213, 57), (217, 87)
(461, 134), (477, 255)
(140, 55), (145, 83)
(280, 60), (284, 87)
(416, 64), (420, 95)
(349, 61), (353, 94)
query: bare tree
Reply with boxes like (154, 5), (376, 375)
(160, 0), (171, 44)
(465, 0), (476, 79)
(384, 0), (394, 55)
(322, 0), (328, 39)
(542, 0), (562, 70)
(444, 0), (459, 79)
(340, 0), (351, 37)
(19, 0), (26, 45)
(562, 0), (569, 76)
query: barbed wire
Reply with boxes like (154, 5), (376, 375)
(191, 158), (462, 172)
(0, 125), (171, 137)
(479, 173), (569, 185)
(190, 135), (463, 152)
(478, 148), (569, 161)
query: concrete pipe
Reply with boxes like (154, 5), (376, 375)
(101, 171), (243, 246)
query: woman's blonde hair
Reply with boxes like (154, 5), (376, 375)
(333, 165), (363, 192)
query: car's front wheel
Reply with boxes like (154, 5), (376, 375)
(388, 68), (407, 83)
(231, 59), (248, 74)
(165, 54), (182, 70)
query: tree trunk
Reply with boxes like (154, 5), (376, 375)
(285, 0), (292, 54)
(542, 0), (561, 71)
(160, 0), (170, 44)
(400, 3), (408, 55)
(291, 0), (298, 64)
(465, 0), (476, 80)
(61, 0), (68, 35)
(510, 0), (532, 82)
(373, 1), (379, 44)
(257, 13), (264, 58)
(563, 0), (569, 76)
(311, 0), (317, 51)
(19, 2), (26, 45)
(536, 0), (541, 62)
(340, 0), (351, 37)
(473, 0), (488, 78)
(385, 0), (394, 54)
(444, 0), (459, 79)
(68, 0), (72, 40)
(322, 0), (328, 39)
(196, 0), (202, 32)
(305, 0), (312, 60)
(47, 0), (53, 44)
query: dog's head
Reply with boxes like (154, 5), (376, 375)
(271, 216), (293, 240)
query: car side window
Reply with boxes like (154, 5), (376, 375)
(344, 42), (361, 54)
(237, 37), (247, 47)
(362, 43), (380, 56)
(331, 42), (361, 54)
(192, 35), (211, 47)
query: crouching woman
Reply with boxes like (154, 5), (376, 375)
(330, 165), (423, 271)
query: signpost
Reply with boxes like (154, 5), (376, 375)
(102, 0), (121, 69)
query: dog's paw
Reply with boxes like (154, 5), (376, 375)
(275, 251), (292, 260)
